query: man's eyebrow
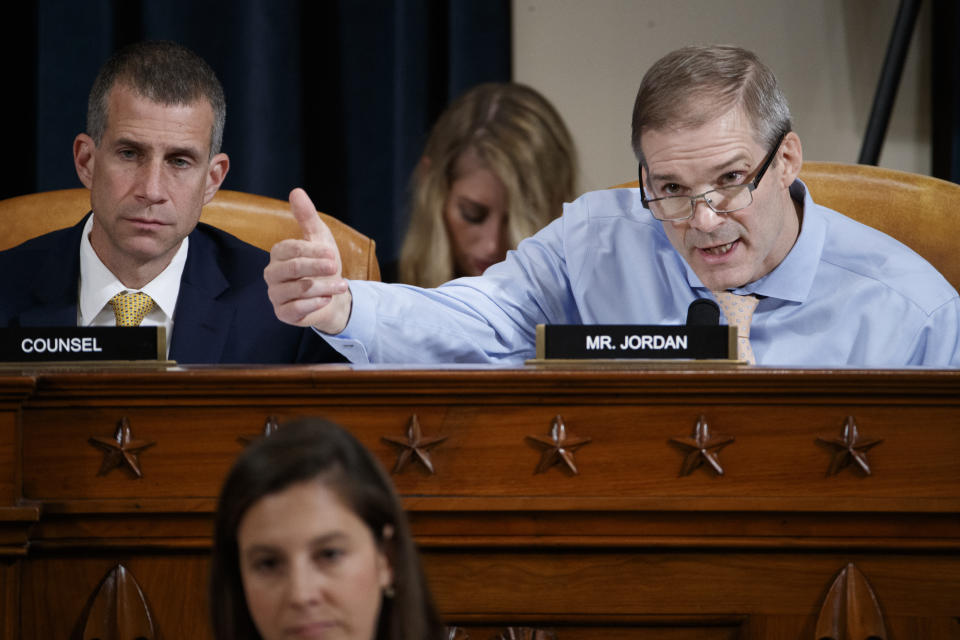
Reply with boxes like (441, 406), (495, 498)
(708, 153), (754, 175)
(166, 145), (203, 160)
(647, 170), (680, 184)
(648, 154), (754, 184)
(112, 137), (145, 150)
(110, 138), (204, 160)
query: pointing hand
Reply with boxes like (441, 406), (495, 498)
(264, 188), (352, 334)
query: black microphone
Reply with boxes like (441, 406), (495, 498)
(686, 299), (720, 326)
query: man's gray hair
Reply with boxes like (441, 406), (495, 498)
(86, 40), (226, 159)
(631, 45), (791, 166)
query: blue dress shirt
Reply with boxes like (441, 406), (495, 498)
(324, 181), (960, 367)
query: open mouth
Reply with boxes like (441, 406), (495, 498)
(701, 240), (737, 256)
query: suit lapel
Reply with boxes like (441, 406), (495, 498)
(169, 229), (234, 363)
(18, 219), (85, 326)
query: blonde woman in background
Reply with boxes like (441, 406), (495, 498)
(397, 82), (578, 287)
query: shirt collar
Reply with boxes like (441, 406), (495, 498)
(669, 179), (825, 302)
(739, 180), (824, 302)
(78, 214), (189, 324)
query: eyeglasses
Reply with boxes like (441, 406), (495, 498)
(639, 132), (786, 222)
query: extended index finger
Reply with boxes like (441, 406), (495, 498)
(288, 187), (331, 243)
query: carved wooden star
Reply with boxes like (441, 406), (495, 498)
(817, 416), (883, 476)
(239, 415), (281, 446)
(669, 415), (734, 476)
(88, 418), (155, 478)
(382, 415), (448, 474)
(527, 415), (591, 475)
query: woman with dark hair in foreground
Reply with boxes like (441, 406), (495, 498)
(210, 418), (444, 640)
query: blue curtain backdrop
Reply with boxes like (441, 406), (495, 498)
(4, 0), (511, 264)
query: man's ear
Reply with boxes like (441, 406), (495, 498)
(778, 131), (803, 188)
(73, 134), (96, 189)
(202, 152), (230, 204)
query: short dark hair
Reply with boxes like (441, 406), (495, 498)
(631, 45), (791, 166)
(210, 418), (444, 640)
(87, 40), (226, 158)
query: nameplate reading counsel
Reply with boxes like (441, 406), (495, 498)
(0, 327), (166, 362)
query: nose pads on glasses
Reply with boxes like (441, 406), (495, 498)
(688, 196), (726, 230)
(692, 194), (720, 216)
(696, 193), (714, 210)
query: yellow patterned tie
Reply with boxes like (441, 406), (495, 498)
(714, 291), (760, 364)
(109, 292), (155, 327)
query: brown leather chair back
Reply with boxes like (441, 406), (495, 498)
(797, 162), (958, 290)
(611, 162), (960, 291)
(0, 188), (380, 281)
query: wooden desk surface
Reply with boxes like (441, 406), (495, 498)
(2, 366), (958, 639)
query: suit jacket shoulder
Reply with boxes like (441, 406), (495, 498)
(0, 219), (85, 327)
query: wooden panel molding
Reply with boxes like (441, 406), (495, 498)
(497, 628), (557, 640)
(814, 563), (887, 640)
(1, 366), (958, 639)
(80, 564), (155, 640)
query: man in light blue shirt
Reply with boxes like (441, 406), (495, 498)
(264, 45), (960, 367)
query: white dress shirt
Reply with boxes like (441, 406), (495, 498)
(77, 215), (187, 355)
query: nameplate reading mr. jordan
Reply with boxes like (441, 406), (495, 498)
(536, 325), (736, 360)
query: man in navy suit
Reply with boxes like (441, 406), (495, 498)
(0, 40), (341, 364)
